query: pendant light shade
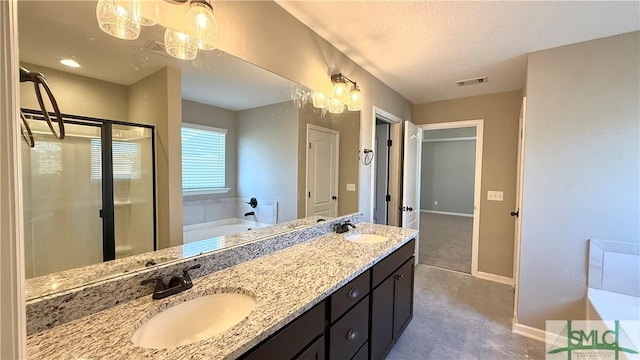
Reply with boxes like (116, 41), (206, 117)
(328, 97), (345, 114)
(331, 80), (349, 103)
(132, 0), (158, 26)
(96, 0), (140, 40)
(164, 28), (198, 60)
(187, 1), (218, 50)
(312, 91), (328, 109)
(347, 84), (363, 111)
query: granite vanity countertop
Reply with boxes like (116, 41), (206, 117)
(27, 223), (418, 360)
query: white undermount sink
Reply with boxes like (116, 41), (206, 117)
(132, 293), (256, 349)
(344, 233), (390, 244)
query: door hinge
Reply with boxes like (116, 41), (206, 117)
(308, 191), (311, 198)
(387, 139), (392, 147)
(309, 142), (311, 149)
(385, 194), (391, 202)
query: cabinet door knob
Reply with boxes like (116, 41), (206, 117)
(346, 329), (358, 341)
(395, 274), (404, 280)
(347, 288), (360, 299)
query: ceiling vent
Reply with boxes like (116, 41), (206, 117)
(456, 77), (488, 86)
(144, 41), (172, 59)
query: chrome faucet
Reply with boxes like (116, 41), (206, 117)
(141, 264), (201, 300)
(335, 220), (356, 234)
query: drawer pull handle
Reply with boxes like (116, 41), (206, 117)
(347, 288), (360, 299)
(346, 329), (358, 341)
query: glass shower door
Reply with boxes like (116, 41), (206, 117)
(111, 124), (155, 259)
(22, 119), (103, 278)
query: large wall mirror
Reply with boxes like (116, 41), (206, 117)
(19, 1), (360, 297)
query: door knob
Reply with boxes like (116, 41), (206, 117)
(510, 210), (519, 217)
(407, 207), (413, 211)
(332, 195), (337, 200)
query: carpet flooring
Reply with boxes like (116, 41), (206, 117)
(419, 212), (473, 273)
(387, 265), (546, 360)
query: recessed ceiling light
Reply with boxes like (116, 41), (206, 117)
(60, 59), (81, 68)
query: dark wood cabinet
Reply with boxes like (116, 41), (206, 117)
(370, 273), (395, 359)
(242, 238), (415, 360)
(295, 335), (325, 360)
(241, 301), (325, 360)
(393, 259), (414, 338)
(329, 295), (369, 359)
(370, 248), (415, 360)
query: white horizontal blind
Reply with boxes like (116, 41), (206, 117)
(181, 124), (226, 192)
(91, 139), (142, 181)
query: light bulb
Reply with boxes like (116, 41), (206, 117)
(164, 28), (198, 60)
(328, 97), (344, 114)
(187, 1), (218, 50)
(347, 85), (363, 111)
(96, 0), (140, 40)
(331, 81), (349, 103)
(312, 91), (328, 109)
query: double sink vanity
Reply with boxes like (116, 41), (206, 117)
(26, 214), (418, 359)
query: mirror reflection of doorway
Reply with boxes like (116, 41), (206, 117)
(306, 124), (339, 217)
(420, 126), (476, 273)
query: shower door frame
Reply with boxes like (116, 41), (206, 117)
(21, 109), (157, 262)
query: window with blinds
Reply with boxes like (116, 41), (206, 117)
(90, 139), (141, 181)
(181, 124), (227, 193)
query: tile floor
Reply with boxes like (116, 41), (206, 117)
(387, 265), (546, 360)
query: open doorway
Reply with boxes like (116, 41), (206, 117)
(370, 107), (403, 226)
(418, 121), (483, 274)
(373, 118), (391, 224)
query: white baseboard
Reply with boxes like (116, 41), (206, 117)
(512, 322), (548, 343)
(475, 271), (514, 286)
(420, 209), (473, 218)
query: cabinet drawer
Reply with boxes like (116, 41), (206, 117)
(331, 270), (370, 322)
(372, 239), (415, 288)
(352, 341), (368, 360)
(242, 301), (325, 360)
(329, 296), (369, 360)
(295, 335), (325, 360)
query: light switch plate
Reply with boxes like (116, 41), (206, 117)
(487, 191), (504, 201)
(346, 184), (356, 191)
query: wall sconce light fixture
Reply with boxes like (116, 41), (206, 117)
(96, 0), (218, 60)
(312, 73), (363, 113)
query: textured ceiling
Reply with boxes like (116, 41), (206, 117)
(276, 1), (640, 104)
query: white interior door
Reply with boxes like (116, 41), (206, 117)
(402, 121), (422, 264)
(513, 97), (527, 324)
(306, 124), (339, 217)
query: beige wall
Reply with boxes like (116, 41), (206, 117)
(128, 67), (183, 249)
(297, 103), (360, 218)
(413, 90), (523, 278)
(182, 100), (238, 199)
(237, 101), (298, 222)
(214, 1), (413, 220)
(19, 63), (128, 121)
(518, 31), (639, 330)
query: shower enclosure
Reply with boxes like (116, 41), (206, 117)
(21, 110), (156, 278)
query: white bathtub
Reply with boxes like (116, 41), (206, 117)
(183, 218), (270, 244)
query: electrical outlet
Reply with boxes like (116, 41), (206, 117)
(434, 201), (438, 206)
(487, 191), (504, 201)
(346, 184), (356, 192)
